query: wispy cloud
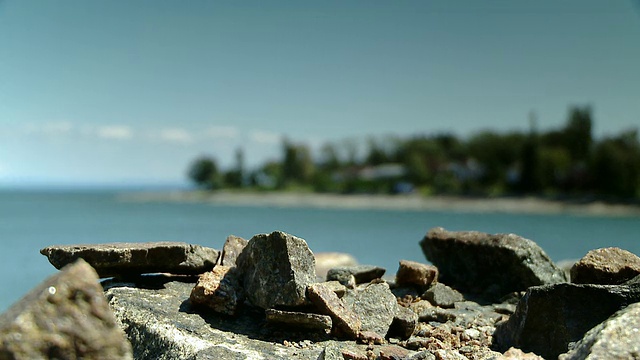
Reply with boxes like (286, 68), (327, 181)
(154, 128), (193, 144)
(23, 121), (73, 136)
(249, 130), (282, 145)
(205, 126), (239, 140)
(97, 125), (133, 140)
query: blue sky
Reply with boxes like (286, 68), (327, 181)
(1, 1), (639, 187)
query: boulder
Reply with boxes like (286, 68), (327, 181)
(0, 259), (132, 359)
(326, 265), (386, 285)
(307, 282), (361, 339)
(494, 282), (640, 359)
(189, 265), (241, 315)
(422, 283), (464, 309)
(41, 242), (219, 278)
(559, 302), (640, 360)
(570, 247), (640, 285)
(217, 235), (248, 267)
(342, 282), (398, 337)
(420, 227), (566, 299)
(396, 260), (438, 290)
(236, 231), (316, 309)
(265, 309), (332, 331)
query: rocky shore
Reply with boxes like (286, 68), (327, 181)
(2, 227), (640, 359)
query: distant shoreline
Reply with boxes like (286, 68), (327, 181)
(118, 190), (640, 217)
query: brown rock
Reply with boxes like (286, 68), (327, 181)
(396, 260), (438, 289)
(570, 247), (640, 285)
(341, 348), (369, 360)
(265, 309), (332, 331)
(307, 282), (361, 339)
(501, 347), (544, 359)
(358, 330), (385, 345)
(218, 235), (248, 267)
(190, 265), (241, 315)
(0, 259), (132, 359)
(40, 242), (219, 278)
(379, 345), (410, 360)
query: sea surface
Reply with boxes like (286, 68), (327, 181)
(1, 190), (640, 312)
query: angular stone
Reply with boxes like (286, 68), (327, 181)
(40, 242), (219, 278)
(501, 347), (544, 360)
(323, 280), (347, 297)
(396, 260), (438, 290)
(0, 259), (132, 359)
(408, 350), (437, 360)
(315, 252), (358, 282)
(570, 247), (640, 285)
(494, 282), (640, 359)
(420, 227), (567, 299)
(189, 265), (241, 315)
(236, 231), (316, 309)
(265, 309), (332, 331)
(357, 330), (385, 345)
(343, 282), (398, 336)
(559, 302), (640, 360)
(307, 282), (361, 339)
(388, 306), (418, 339)
(218, 235), (248, 267)
(327, 265), (386, 285)
(379, 345), (410, 360)
(422, 283), (465, 309)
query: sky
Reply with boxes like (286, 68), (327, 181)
(1, 1), (639, 187)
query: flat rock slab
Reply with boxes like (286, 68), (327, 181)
(307, 282), (361, 339)
(0, 259), (132, 359)
(41, 242), (219, 278)
(570, 247), (640, 285)
(327, 265), (386, 285)
(420, 227), (567, 300)
(265, 309), (332, 331)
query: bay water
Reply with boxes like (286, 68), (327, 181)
(1, 190), (639, 312)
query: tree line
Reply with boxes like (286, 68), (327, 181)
(188, 105), (640, 201)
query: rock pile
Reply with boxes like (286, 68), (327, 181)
(1, 227), (639, 359)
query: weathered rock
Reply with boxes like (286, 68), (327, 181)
(396, 260), (438, 290)
(559, 302), (640, 360)
(217, 235), (248, 267)
(570, 247), (640, 285)
(189, 265), (241, 315)
(323, 280), (347, 297)
(307, 283), (361, 339)
(236, 231), (316, 309)
(41, 242), (219, 278)
(388, 306), (418, 339)
(315, 252), (358, 282)
(358, 330), (385, 345)
(343, 282), (398, 337)
(327, 265), (386, 285)
(409, 350), (437, 360)
(422, 283), (465, 308)
(420, 227), (567, 299)
(0, 259), (132, 359)
(379, 345), (410, 360)
(500, 347), (544, 359)
(265, 309), (332, 331)
(494, 282), (640, 359)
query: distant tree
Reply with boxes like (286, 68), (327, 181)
(318, 142), (341, 171)
(591, 130), (640, 198)
(564, 105), (593, 162)
(518, 112), (543, 193)
(188, 156), (219, 190)
(281, 139), (314, 187)
(224, 148), (245, 188)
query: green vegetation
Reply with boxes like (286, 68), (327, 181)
(187, 105), (640, 201)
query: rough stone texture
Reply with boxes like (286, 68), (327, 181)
(379, 345), (410, 360)
(265, 309), (332, 331)
(0, 259), (132, 359)
(396, 260), (438, 290)
(189, 265), (241, 315)
(420, 227), (567, 299)
(389, 306), (418, 339)
(41, 242), (219, 278)
(494, 282), (640, 359)
(323, 280), (347, 297)
(326, 265), (386, 285)
(236, 231), (316, 309)
(570, 247), (640, 285)
(358, 331), (385, 345)
(559, 302), (640, 360)
(307, 282), (361, 339)
(315, 252), (358, 282)
(422, 283), (465, 309)
(500, 347), (544, 359)
(342, 283), (398, 337)
(217, 235), (247, 267)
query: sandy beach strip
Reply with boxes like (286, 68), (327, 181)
(118, 190), (640, 217)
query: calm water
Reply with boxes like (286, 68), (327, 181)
(1, 190), (639, 312)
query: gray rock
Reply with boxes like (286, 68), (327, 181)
(559, 302), (640, 360)
(494, 282), (640, 359)
(396, 260), (438, 290)
(570, 247), (640, 285)
(323, 280), (348, 297)
(422, 283), (465, 308)
(315, 252), (358, 282)
(343, 282), (398, 337)
(106, 277), (326, 359)
(307, 282), (361, 339)
(189, 265), (241, 315)
(236, 231), (316, 309)
(265, 309), (332, 331)
(409, 350), (437, 360)
(0, 259), (132, 359)
(218, 235), (248, 267)
(388, 306), (418, 339)
(420, 227), (567, 299)
(327, 265), (386, 285)
(41, 242), (219, 278)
